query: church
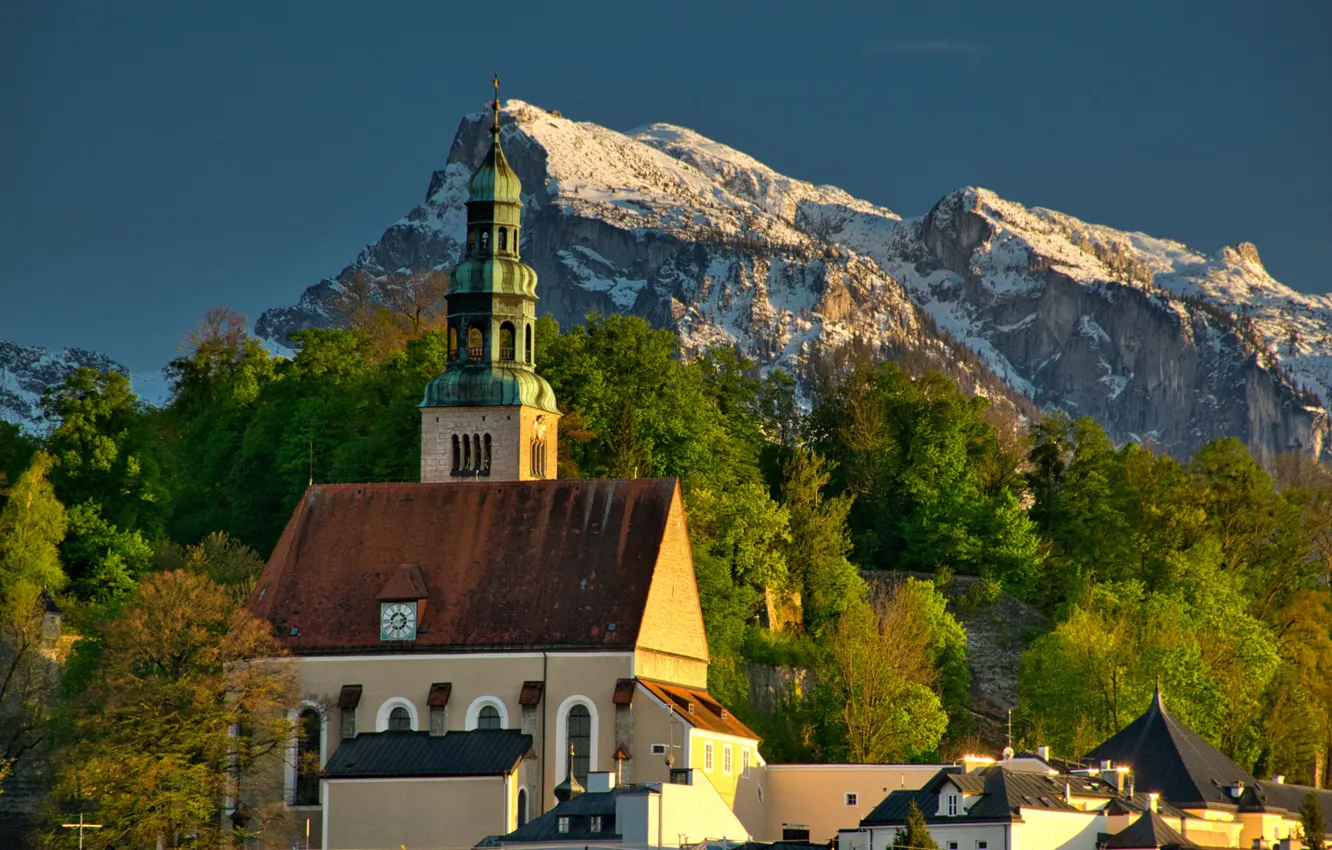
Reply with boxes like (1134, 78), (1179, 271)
(243, 88), (766, 849)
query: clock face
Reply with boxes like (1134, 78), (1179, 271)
(380, 602), (418, 641)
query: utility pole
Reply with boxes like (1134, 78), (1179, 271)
(60, 813), (103, 849)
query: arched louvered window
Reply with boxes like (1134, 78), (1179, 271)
(451, 435), (460, 472)
(462, 434), (472, 470)
(483, 434), (492, 472)
(480, 231), (490, 252)
(567, 705), (591, 785)
(500, 322), (516, 361)
(525, 324), (533, 364)
(498, 228), (508, 251)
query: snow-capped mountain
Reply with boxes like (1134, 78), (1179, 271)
(0, 341), (171, 429)
(257, 100), (1329, 459)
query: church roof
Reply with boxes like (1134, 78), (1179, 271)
(323, 729), (531, 779)
(1103, 810), (1196, 850)
(1083, 689), (1255, 810)
(248, 478), (681, 654)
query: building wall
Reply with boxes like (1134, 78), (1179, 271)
(765, 764), (946, 843)
(1010, 808), (1104, 850)
(420, 405), (558, 483)
(688, 730), (761, 810)
(844, 821), (1012, 850)
(322, 775), (507, 850)
(615, 771), (752, 846)
(634, 486), (709, 686)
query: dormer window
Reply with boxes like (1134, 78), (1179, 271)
(946, 792), (959, 816)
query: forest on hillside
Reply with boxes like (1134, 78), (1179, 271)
(2, 304), (1331, 843)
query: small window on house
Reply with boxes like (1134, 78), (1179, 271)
(517, 788), (528, 827)
(557, 817), (569, 834)
(947, 793), (959, 816)
(976, 842), (988, 850)
(651, 744), (668, 755)
(782, 827), (810, 842)
(387, 706), (411, 731)
(525, 323), (533, 364)
(704, 741), (714, 772)
(590, 815), (603, 833)
(723, 745), (733, 774)
(845, 792), (858, 806)
(947, 843), (959, 850)
(478, 704), (502, 730)
(498, 228), (507, 251)
(742, 748), (751, 778)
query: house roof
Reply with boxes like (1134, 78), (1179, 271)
(248, 479), (680, 654)
(1248, 780), (1332, 824)
(323, 729), (531, 779)
(637, 679), (759, 741)
(1083, 689), (1255, 810)
(489, 786), (644, 843)
(860, 766), (1189, 827)
(1104, 811), (1196, 849)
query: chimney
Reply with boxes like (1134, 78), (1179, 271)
(1113, 767), (1129, 794)
(1148, 793), (1159, 813)
(1100, 760), (1113, 773)
(586, 771), (616, 794)
(1125, 773), (1135, 799)
(1064, 782), (1072, 804)
(1037, 745), (1051, 762)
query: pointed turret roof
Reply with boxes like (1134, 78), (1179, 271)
(1084, 688), (1255, 810)
(1104, 810), (1196, 850)
(467, 76), (522, 206)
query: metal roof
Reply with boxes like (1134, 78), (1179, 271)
(1103, 810), (1196, 849)
(323, 729), (531, 779)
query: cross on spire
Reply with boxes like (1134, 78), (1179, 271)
(492, 73), (501, 135)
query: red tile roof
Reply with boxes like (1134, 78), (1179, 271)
(248, 479), (679, 654)
(637, 679), (759, 741)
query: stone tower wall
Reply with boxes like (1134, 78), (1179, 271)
(421, 405), (559, 483)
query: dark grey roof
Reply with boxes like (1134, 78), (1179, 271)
(859, 766), (1188, 827)
(491, 786), (649, 843)
(1084, 689), (1254, 810)
(324, 729), (531, 779)
(1249, 781), (1332, 824)
(1104, 811), (1196, 849)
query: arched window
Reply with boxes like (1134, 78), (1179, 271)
(500, 322), (516, 361)
(465, 697), (509, 730)
(467, 230), (476, 252)
(525, 324), (533, 364)
(478, 705), (502, 730)
(462, 434), (472, 471)
(498, 228), (508, 251)
(567, 705), (591, 785)
(294, 708), (321, 805)
(480, 231), (490, 252)
(468, 325), (484, 360)
(388, 706), (411, 731)
(517, 788), (529, 827)
(483, 433), (492, 472)
(451, 435), (460, 472)
(448, 326), (459, 360)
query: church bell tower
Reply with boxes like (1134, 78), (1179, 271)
(420, 77), (560, 483)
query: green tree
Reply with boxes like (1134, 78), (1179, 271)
(0, 421), (38, 512)
(61, 503), (154, 602)
(0, 452), (68, 615)
(1302, 791), (1327, 850)
(42, 367), (166, 538)
(893, 799), (940, 850)
(51, 571), (297, 849)
(780, 448), (863, 635)
(154, 531), (267, 603)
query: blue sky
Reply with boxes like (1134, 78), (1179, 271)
(2, 0), (1328, 370)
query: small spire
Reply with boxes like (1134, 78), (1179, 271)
(491, 73), (501, 136)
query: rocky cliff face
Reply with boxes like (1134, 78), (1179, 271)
(0, 341), (170, 429)
(256, 101), (1331, 460)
